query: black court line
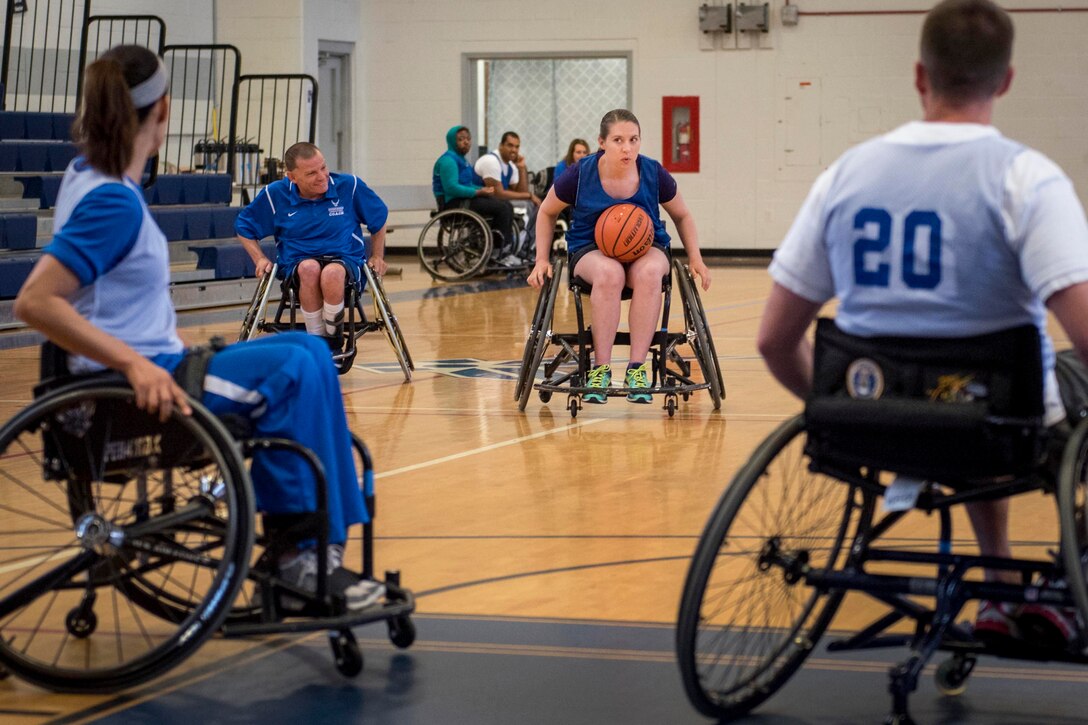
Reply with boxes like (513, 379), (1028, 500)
(413, 555), (692, 598)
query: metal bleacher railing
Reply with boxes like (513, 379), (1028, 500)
(1, 0), (91, 112)
(161, 44), (240, 179)
(229, 73), (317, 203)
(0, 2), (326, 329)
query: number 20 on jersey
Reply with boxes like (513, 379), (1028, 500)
(853, 207), (942, 289)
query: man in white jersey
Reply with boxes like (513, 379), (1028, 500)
(757, 0), (1088, 646)
(474, 130), (540, 265)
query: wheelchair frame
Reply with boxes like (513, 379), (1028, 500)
(515, 256), (724, 418)
(675, 324), (1088, 724)
(0, 374), (415, 693)
(417, 204), (530, 281)
(238, 260), (414, 381)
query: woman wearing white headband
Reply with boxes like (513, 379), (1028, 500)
(14, 44), (385, 611)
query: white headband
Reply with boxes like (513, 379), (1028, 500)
(130, 59), (168, 109)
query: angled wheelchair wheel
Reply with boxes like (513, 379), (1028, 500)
(514, 257), (562, 403)
(1057, 418), (1088, 633)
(418, 209), (492, 281)
(518, 257), (565, 412)
(238, 264), (278, 342)
(673, 258), (723, 409)
(676, 415), (873, 720)
(364, 265), (414, 383)
(0, 382), (254, 692)
(680, 260), (724, 396)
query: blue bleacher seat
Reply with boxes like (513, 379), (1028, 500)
(14, 176), (62, 209)
(0, 144), (17, 171)
(53, 114), (74, 141)
(0, 215), (38, 250)
(0, 112), (76, 141)
(0, 113), (23, 140)
(184, 208), (213, 240)
(0, 256), (38, 299)
(152, 209), (187, 241)
(16, 142), (47, 172)
(179, 175), (207, 205)
(210, 207), (241, 238)
(188, 240), (276, 279)
(206, 174), (232, 204)
(151, 175), (183, 205)
(46, 143), (76, 172)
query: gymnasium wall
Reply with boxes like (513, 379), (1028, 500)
(44, 0), (1088, 252)
(348, 0), (1088, 251)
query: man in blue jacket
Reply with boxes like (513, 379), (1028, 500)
(236, 142), (388, 339)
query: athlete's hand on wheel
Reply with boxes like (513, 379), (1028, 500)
(527, 260), (552, 289)
(254, 257), (274, 278)
(369, 257), (388, 277)
(690, 260), (712, 291)
(122, 356), (192, 421)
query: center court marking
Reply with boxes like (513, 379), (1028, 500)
(375, 417), (607, 479)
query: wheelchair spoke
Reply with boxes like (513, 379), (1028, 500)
(0, 385), (253, 691)
(678, 416), (871, 720)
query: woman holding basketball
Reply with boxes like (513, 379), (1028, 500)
(528, 109), (710, 404)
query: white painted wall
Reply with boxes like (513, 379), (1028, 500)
(61, 0), (1088, 251)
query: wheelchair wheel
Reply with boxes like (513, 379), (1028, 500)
(514, 257), (561, 403)
(518, 257), (565, 411)
(418, 209), (491, 281)
(364, 265), (414, 383)
(673, 258), (722, 409)
(238, 264), (278, 342)
(0, 383), (254, 692)
(1057, 417), (1088, 633)
(676, 415), (873, 720)
(678, 259), (724, 396)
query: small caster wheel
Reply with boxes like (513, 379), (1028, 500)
(538, 390), (552, 403)
(682, 391), (690, 401)
(665, 395), (677, 417)
(329, 629), (363, 677)
(66, 606), (97, 639)
(935, 654), (975, 696)
(388, 615), (416, 649)
(568, 395), (579, 418)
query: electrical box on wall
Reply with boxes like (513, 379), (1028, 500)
(699, 3), (732, 33)
(736, 3), (770, 32)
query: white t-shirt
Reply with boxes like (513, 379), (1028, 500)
(771, 121), (1088, 424)
(474, 150), (519, 188)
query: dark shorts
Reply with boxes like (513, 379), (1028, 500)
(567, 242), (670, 280)
(281, 255), (364, 293)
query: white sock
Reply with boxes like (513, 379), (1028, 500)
(323, 301), (345, 335)
(301, 308), (324, 335)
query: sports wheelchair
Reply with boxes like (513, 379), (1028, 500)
(676, 319), (1088, 724)
(515, 256), (723, 418)
(417, 201), (529, 282)
(0, 346), (415, 693)
(238, 256), (413, 381)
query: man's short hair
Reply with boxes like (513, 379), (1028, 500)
(284, 142), (321, 171)
(500, 131), (519, 145)
(920, 0), (1013, 104)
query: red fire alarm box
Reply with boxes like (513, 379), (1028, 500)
(662, 96), (699, 173)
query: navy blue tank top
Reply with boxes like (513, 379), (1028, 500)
(563, 153), (672, 255)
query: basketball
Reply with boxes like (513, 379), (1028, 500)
(594, 203), (654, 262)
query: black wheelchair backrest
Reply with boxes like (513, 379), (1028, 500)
(804, 319), (1046, 482)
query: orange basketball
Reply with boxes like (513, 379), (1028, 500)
(593, 203), (654, 262)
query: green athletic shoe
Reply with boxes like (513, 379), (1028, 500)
(582, 364), (611, 404)
(625, 363), (652, 404)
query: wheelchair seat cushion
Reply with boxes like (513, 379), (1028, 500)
(805, 319), (1046, 482)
